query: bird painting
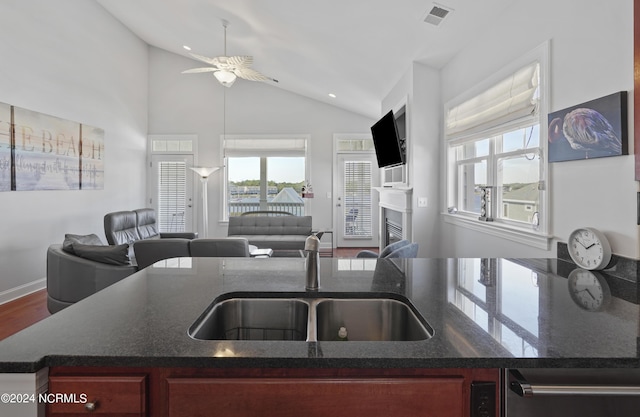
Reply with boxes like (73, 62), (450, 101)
(547, 92), (627, 162)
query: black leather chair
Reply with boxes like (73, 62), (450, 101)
(104, 208), (197, 245)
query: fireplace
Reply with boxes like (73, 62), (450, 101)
(384, 208), (403, 247)
(374, 187), (412, 251)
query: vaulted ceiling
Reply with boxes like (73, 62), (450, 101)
(96, 0), (513, 118)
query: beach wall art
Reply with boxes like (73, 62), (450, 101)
(0, 102), (104, 191)
(548, 91), (628, 163)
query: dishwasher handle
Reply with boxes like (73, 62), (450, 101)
(509, 369), (640, 397)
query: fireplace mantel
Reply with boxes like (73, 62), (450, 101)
(373, 186), (412, 212)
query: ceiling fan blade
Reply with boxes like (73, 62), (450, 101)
(189, 53), (218, 66)
(233, 67), (278, 83)
(182, 67), (217, 74)
(225, 55), (253, 68)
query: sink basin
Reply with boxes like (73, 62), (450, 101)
(189, 298), (309, 341)
(189, 294), (432, 342)
(315, 298), (431, 341)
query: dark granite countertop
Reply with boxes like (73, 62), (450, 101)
(0, 257), (639, 373)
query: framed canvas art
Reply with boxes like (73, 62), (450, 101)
(80, 124), (105, 190)
(0, 102), (11, 191)
(548, 91), (628, 163)
(13, 106), (81, 190)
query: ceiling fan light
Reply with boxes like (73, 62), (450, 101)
(214, 70), (237, 87)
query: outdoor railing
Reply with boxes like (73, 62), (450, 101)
(228, 201), (305, 217)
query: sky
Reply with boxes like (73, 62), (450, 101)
(227, 157), (305, 183)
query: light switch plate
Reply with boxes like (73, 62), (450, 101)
(418, 197), (428, 207)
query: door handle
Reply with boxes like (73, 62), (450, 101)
(509, 369), (640, 397)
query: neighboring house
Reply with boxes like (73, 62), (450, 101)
(501, 184), (539, 224)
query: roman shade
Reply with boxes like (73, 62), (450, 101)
(223, 136), (307, 157)
(445, 62), (540, 140)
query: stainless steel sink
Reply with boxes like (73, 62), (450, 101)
(189, 298), (309, 341)
(189, 295), (432, 342)
(315, 298), (431, 341)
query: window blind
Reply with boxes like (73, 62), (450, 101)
(445, 62), (540, 139)
(343, 161), (372, 238)
(224, 137), (307, 157)
(158, 161), (187, 232)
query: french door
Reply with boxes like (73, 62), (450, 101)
(335, 154), (379, 247)
(149, 154), (195, 233)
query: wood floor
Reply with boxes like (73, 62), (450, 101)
(0, 247), (378, 342)
(0, 289), (50, 341)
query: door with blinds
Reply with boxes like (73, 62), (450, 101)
(336, 154), (379, 247)
(149, 154), (195, 233)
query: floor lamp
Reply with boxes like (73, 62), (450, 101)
(190, 166), (221, 238)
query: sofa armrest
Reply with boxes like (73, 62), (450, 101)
(47, 245), (137, 307)
(160, 232), (198, 239)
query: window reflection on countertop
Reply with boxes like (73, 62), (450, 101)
(448, 258), (640, 359)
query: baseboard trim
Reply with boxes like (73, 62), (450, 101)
(0, 278), (46, 305)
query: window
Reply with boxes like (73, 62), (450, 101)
(444, 43), (549, 248)
(222, 135), (308, 219)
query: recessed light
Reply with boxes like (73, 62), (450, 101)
(328, 93), (337, 98)
(183, 45), (192, 51)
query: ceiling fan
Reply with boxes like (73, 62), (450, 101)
(182, 19), (278, 88)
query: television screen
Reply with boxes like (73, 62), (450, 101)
(370, 110), (405, 168)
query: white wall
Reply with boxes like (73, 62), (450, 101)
(382, 63), (442, 258)
(441, 0), (636, 259)
(147, 47), (375, 238)
(387, 0), (637, 259)
(0, 0), (148, 298)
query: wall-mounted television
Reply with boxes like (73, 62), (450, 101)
(370, 110), (406, 168)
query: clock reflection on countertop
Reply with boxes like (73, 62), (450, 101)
(567, 268), (612, 312)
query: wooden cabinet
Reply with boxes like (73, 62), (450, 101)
(47, 375), (146, 416)
(48, 367), (499, 417)
(167, 377), (465, 417)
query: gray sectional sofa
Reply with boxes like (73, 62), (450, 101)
(227, 215), (313, 253)
(46, 208), (198, 313)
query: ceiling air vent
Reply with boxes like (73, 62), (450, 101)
(423, 4), (453, 26)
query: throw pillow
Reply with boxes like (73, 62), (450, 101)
(72, 243), (131, 266)
(62, 233), (104, 254)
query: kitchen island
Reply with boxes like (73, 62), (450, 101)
(0, 257), (638, 416)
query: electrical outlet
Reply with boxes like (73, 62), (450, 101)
(418, 197), (428, 207)
(470, 381), (495, 417)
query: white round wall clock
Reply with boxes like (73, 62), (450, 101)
(567, 227), (612, 270)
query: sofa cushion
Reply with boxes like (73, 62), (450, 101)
(134, 208), (160, 239)
(62, 233), (104, 254)
(228, 216), (312, 236)
(72, 243), (131, 266)
(104, 210), (141, 245)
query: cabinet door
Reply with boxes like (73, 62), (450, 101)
(167, 377), (464, 417)
(48, 376), (146, 416)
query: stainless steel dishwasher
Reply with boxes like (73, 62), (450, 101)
(505, 368), (640, 416)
